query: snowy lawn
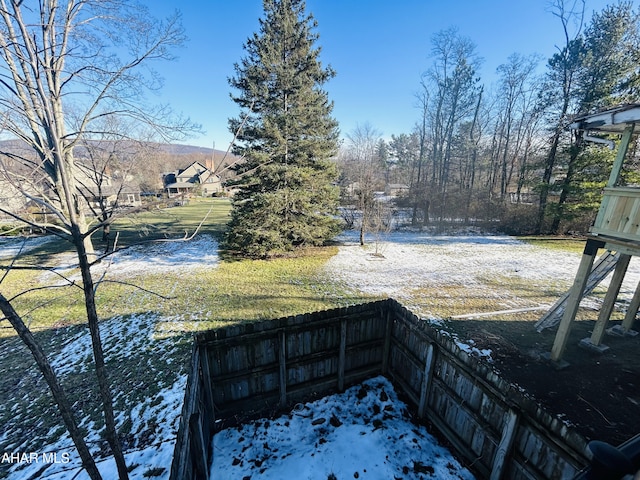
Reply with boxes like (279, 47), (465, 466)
(1, 236), (219, 480)
(2, 229), (637, 480)
(0, 311), (191, 480)
(325, 230), (640, 321)
(210, 376), (474, 480)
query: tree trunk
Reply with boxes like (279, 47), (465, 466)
(536, 126), (563, 234)
(422, 200), (430, 226)
(550, 135), (581, 233)
(0, 294), (103, 480)
(72, 225), (129, 480)
(412, 96), (428, 227)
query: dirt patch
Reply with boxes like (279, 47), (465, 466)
(447, 317), (640, 446)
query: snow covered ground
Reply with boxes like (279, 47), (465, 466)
(94, 235), (220, 277)
(3, 230), (639, 480)
(0, 234), (55, 260)
(1, 236), (218, 480)
(39, 235), (220, 283)
(2, 313), (189, 480)
(210, 376), (474, 480)
(324, 230), (640, 319)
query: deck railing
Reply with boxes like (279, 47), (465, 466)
(591, 187), (640, 241)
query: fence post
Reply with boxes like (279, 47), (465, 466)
(338, 318), (347, 391)
(279, 330), (287, 407)
(490, 409), (519, 480)
(381, 305), (393, 374)
(200, 349), (216, 430)
(189, 412), (209, 479)
(418, 343), (436, 418)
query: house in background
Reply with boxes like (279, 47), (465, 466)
(0, 160), (142, 222)
(163, 161), (222, 198)
(74, 162), (142, 211)
(0, 177), (29, 220)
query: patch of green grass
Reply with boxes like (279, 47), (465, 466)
(517, 236), (587, 254)
(120, 246), (373, 333)
(0, 269), (86, 338)
(108, 197), (231, 247)
(197, 246), (372, 322)
(407, 273), (567, 320)
(408, 284), (510, 319)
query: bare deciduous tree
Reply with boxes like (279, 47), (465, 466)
(421, 27), (482, 224)
(0, 2), (196, 479)
(343, 123), (385, 245)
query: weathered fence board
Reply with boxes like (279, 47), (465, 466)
(170, 299), (591, 480)
(170, 346), (214, 480)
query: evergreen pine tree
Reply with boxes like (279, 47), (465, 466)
(224, 0), (341, 258)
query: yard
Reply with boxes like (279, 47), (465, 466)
(326, 230), (640, 446)
(1, 198), (638, 479)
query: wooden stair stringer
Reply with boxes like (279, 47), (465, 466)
(535, 250), (621, 332)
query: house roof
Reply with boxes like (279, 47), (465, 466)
(164, 161), (221, 190)
(569, 104), (640, 133)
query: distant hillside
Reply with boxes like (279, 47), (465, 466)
(0, 139), (242, 191)
(0, 138), (230, 158)
(156, 143), (228, 157)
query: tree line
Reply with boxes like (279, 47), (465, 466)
(339, 0), (640, 236)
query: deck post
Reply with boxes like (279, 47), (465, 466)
(585, 253), (630, 349)
(605, 125), (635, 188)
(549, 239), (604, 364)
(621, 279), (640, 331)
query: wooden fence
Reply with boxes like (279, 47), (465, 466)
(169, 299), (590, 480)
(168, 345), (215, 480)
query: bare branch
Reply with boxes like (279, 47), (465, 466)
(212, 101), (254, 177)
(6, 281), (82, 304)
(0, 206), (72, 239)
(95, 279), (175, 300)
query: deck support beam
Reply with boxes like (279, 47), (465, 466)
(620, 279), (640, 333)
(549, 239), (604, 365)
(606, 125), (635, 188)
(580, 253), (631, 352)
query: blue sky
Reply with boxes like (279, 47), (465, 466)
(143, 0), (623, 149)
